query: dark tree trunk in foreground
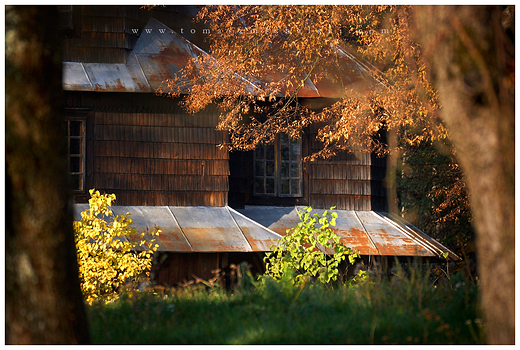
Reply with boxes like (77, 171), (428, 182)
(413, 5), (515, 344)
(5, 5), (90, 344)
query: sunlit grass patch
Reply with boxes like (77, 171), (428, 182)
(87, 265), (483, 345)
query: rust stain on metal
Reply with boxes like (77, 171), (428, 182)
(369, 228), (433, 257)
(63, 17), (379, 98)
(72, 203), (457, 260)
(237, 206), (458, 259)
(182, 227), (251, 252)
(237, 227), (276, 251)
(336, 227), (379, 255)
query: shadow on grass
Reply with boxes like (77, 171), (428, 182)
(87, 261), (484, 345)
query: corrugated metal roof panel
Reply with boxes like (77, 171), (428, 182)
(227, 207), (279, 251)
(355, 211), (431, 257)
(72, 205), (282, 252)
(237, 206), (460, 260)
(72, 204), (458, 259)
(63, 18), (204, 93)
(63, 17), (382, 98)
(170, 206), (251, 252)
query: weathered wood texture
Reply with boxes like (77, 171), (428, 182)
(153, 253), (219, 287)
(66, 92), (229, 206)
(62, 5), (208, 64)
(307, 124), (387, 211)
(152, 252), (266, 287)
(228, 124), (387, 210)
(63, 5), (139, 63)
(93, 110), (228, 205)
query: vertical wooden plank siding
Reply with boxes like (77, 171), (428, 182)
(153, 253), (219, 287)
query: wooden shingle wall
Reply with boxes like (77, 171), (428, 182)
(307, 124), (387, 211)
(66, 92), (229, 206)
(63, 6), (140, 63)
(93, 109), (229, 206)
(62, 5), (209, 64)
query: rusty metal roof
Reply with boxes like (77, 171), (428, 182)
(72, 204), (459, 260)
(63, 18), (206, 93)
(72, 205), (282, 252)
(237, 206), (460, 260)
(63, 18), (382, 98)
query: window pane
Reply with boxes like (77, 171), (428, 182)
(266, 161), (275, 176)
(281, 145), (290, 160)
(69, 138), (82, 155)
(66, 116), (87, 192)
(70, 156), (82, 172)
(254, 134), (302, 198)
(290, 143), (300, 159)
(71, 174), (82, 191)
(255, 145), (265, 159)
(254, 177), (265, 194)
(280, 161), (289, 178)
(265, 178), (275, 194)
(266, 144), (275, 160)
(255, 161), (265, 177)
(281, 179), (290, 195)
(290, 162), (300, 177)
(69, 120), (82, 136)
(291, 179), (301, 195)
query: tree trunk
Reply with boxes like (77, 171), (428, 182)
(5, 5), (90, 344)
(413, 5), (515, 344)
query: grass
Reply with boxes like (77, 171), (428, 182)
(86, 264), (484, 344)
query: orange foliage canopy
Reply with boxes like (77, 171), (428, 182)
(157, 5), (448, 160)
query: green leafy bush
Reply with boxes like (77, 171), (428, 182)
(263, 206), (360, 285)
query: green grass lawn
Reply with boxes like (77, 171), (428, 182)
(87, 267), (484, 345)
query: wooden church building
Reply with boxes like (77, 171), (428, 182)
(63, 5), (458, 287)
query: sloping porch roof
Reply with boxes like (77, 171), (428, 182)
(237, 206), (460, 260)
(72, 204), (459, 260)
(73, 205), (282, 252)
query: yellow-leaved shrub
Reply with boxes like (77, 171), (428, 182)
(74, 189), (160, 304)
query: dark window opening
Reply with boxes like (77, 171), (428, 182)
(58, 5), (74, 30)
(254, 133), (302, 197)
(66, 118), (86, 192)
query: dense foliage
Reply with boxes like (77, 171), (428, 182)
(158, 5), (445, 159)
(74, 189), (160, 304)
(157, 5), (472, 260)
(264, 207), (359, 284)
(397, 139), (474, 273)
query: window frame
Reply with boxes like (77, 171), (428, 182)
(253, 134), (303, 198)
(66, 117), (86, 192)
(64, 109), (92, 196)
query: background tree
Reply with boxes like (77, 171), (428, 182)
(413, 6), (514, 344)
(159, 5), (514, 344)
(6, 5), (90, 344)
(158, 5), (447, 159)
(397, 136), (475, 277)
